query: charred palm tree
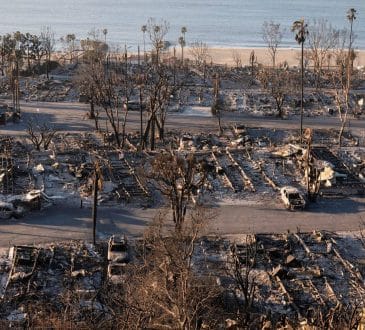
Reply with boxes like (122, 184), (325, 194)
(141, 24), (147, 61)
(181, 26), (187, 62)
(178, 36), (186, 63)
(102, 28), (108, 44)
(292, 19), (308, 144)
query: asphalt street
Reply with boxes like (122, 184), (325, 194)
(0, 197), (364, 247)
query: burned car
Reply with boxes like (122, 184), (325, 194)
(107, 263), (127, 284)
(280, 186), (306, 211)
(107, 235), (129, 263)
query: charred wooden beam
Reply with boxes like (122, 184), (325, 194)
(123, 157), (149, 196)
(211, 151), (235, 192)
(333, 247), (364, 284)
(256, 161), (279, 191)
(293, 233), (313, 259)
(226, 149), (255, 192)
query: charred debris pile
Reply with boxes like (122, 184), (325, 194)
(0, 231), (365, 327)
(1, 126), (364, 219)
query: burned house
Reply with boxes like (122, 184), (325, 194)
(311, 147), (365, 197)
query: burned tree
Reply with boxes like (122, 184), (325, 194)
(150, 152), (207, 230)
(60, 34), (76, 63)
(119, 210), (221, 329)
(75, 30), (109, 129)
(331, 9), (357, 147)
(76, 40), (134, 147)
(74, 62), (100, 129)
(307, 19), (339, 89)
(228, 235), (257, 326)
(262, 21), (283, 67)
(40, 26), (55, 79)
(249, 50), (257, 85)
(146, 18), (169, 64)
(93, 66), (133, 148)
(26, 117), (57, 151)
(231, 50), (242, 68)
(189, 41), (209, 68)
(258, 64), (296, 118)
(80, 29), (108, 64)
(141, 24), (176, 146)
(142, 63), (174, 150)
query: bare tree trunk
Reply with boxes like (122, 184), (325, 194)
(338, 111), (348, 147)
(27, 47), (31, 72)
(139, 87), (144, 149)
(142, 114), (153, 149)
(156, 117), (164, 141)
(150, 115), (156, 150)
(217, 113), (223, 134)
(276, 99), (283, 118)
(121, 102), (129, 148)
(46, 52), (50, 79)
(103, 105), (122, 147)
(94, 113), (99, 132)
(89, 99), (95, 119)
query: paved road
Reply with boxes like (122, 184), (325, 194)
(0, 197), (364, 247)
(0, 101), (364, 139)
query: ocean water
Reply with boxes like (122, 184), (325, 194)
(0, 0), (363, 50)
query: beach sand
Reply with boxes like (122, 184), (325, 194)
(171, 47), (365, 68)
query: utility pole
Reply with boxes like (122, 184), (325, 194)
(138, 45), (144, 150)
(92, 168), (99, 245)
(12, 41), (21, 118)
(137, 44), (140, 67)
(173, 46), (176, 86)
(139, 83), (144, 149)
(301, 39), (304, 143)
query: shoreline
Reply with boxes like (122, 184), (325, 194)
(169, 46), (365, 67)
(54, 46), (365, 68)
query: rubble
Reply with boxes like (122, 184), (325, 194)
(1, 230), (363, 326)
(0, 241), (105, 325)
(311, 146), (365, 196)
(0, 45), (363, 327)
(221, 231), (365, 325)
(0, 122), (363, 220)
